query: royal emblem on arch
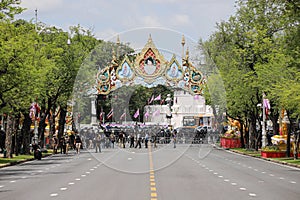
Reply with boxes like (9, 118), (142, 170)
(96, 35), (205, 95)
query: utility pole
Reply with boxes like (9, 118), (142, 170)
(262, 93), (266, 148)
(35, 9), (38, 32)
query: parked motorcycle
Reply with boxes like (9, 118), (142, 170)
(32, 143), (42, 160)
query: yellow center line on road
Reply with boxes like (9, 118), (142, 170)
(148, 141), (158, 200)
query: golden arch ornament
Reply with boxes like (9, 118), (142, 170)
(96, 35), (205, 95)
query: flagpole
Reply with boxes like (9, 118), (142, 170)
(124, 108), (126, 123)
(262, 92), (266, 148)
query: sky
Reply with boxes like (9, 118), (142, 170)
(18, 0), (237, 40)
(18, 0), (237, 62)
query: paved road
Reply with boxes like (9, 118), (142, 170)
(0, 143), (299, 200)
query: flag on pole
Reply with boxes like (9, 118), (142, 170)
(107, 108), (113, 119)
(194, 95), (200, 100)
(99, 112), (103, 121)
(119, 112), (126, 120)
(133, 109), (139, 118)
(152, 110), (160, 117)
(148, 95), (154, 104)
(144, 111), (150, 119)
(154, 94), (161, 101)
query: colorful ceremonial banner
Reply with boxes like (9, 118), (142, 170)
(263, 98), (271, 118)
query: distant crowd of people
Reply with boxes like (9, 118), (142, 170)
(49, 126), (180, 155)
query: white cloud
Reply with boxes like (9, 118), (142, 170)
(21, 0), (64, 12)
(172, 14), (191, 26)
(95, 28), (119, 40)
(140, 16), (162, 27)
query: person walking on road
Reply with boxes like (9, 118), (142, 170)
(75, 135), (82, 154)
(172, 129), (177, 148)
(152, 132), (157, 148)
(95, 134), (101, 153)
(65, 135), (70, 155)
(129, 133), (135, 148)
(110, 133), (115, 148)
(135, 133), (142, 149)
(145, 133), (149, 148)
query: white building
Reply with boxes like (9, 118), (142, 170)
(144, 90), (213, 128)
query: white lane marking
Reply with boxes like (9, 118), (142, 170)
(87, 158), (92, 161)
(279, 177), (284, 180)
(254, 169), (258, 171)
(248, 166), (252, 169)
(93, 166), (97, 169)
(249, 193), (257, 197)
(128, 158), (132, 160)
(261, 172), (266, 174)
(86, 172), (90, 174)
(209, 170), (213, 172)
(218, 176), (223, 178)
(10, 180), (16, 183)
(290, 181), (296, 184)
(239, 188), (246, 191)
(214, 172), (218, 175)
(50, 193), (58, 197)
(81, 175), (86, 177)
(68, 182), (75, 185)
(231, 183), (237, 186)
(21, 176), (27, 179)
(60, 187), (67, 191)
(269, 174), (274, 177)
(224, 179), (230, 182)
(0, 185), (4, 188)
(90, 169), (94, 171)
(75, 178), (81, 181)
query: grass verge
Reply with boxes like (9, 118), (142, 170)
(0, 150), (53, 167)
(231, 148), (300, 168)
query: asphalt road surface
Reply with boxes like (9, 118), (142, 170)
(0, 143), (299, 200)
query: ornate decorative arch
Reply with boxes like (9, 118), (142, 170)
(95, 35), (205, 95)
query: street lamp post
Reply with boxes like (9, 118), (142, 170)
(262, 94), (267, 148)
(166, 94), (172, 127)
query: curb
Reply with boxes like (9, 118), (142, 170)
(229, 149), (300, 169)
(212, 145), (300, 169)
